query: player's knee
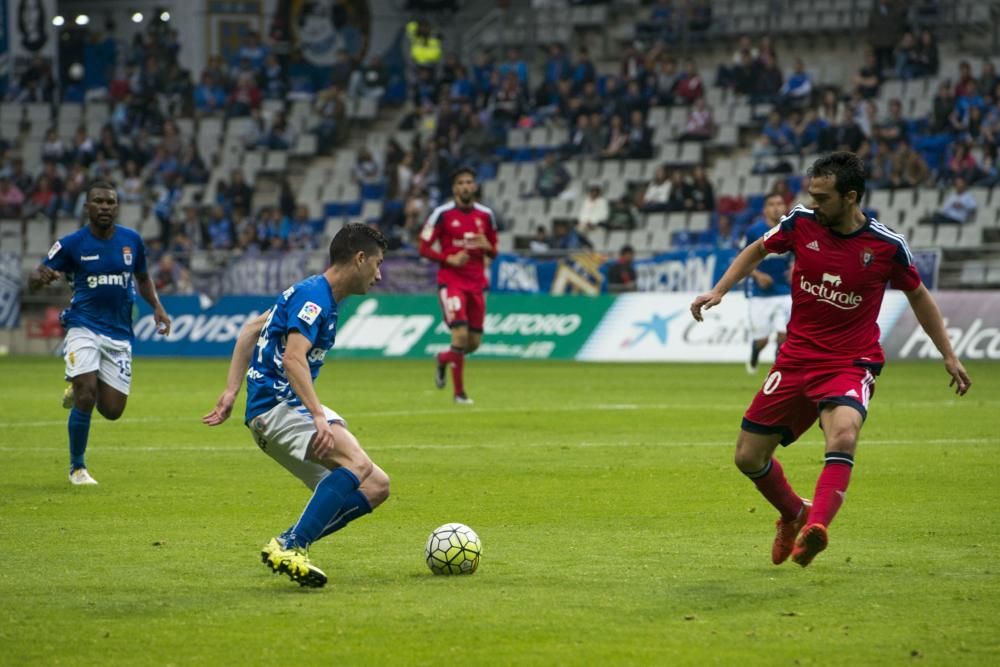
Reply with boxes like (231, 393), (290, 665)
(97, 403), (125, 420)
(73, 384), (98, 410)
(465, 340), (480, 354)
(367, 467), (391, 507)
(734, 438), (768, 472)
(825, 428), (858, 455)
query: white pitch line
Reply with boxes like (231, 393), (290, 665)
(0, 399), (991, 429)
(0, 437), (994, 454)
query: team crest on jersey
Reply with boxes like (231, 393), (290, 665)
(860, 247), (875, 268)
(298, 301), (322, 325)
(122, 246), (133, 266)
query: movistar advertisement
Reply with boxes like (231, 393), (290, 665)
(330, 294), (614, 360)
(135, 294), (614, 360)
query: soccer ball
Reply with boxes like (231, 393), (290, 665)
(425, 523), (482, 575)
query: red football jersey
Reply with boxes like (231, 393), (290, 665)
(419, 201), (498, 291)
(761, 205), (921, 367)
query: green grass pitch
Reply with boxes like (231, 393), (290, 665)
(1, 357), (998, 665)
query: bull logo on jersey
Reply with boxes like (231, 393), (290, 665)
(860, 247), (875, 268)
(122, 246), (133, 266)
(800, 273), (862, 310)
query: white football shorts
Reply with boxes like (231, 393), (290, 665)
(247, 401), (345, 490)
(63, 327), (133, 395)
(747, 295), (792, 340)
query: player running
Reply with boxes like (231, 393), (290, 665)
(29, 180), (171, 485)
(419, 167), (498, 405)
(203, 224), (390, 588)
(743, 191), (793, 373)
(690, 152), (971, 567)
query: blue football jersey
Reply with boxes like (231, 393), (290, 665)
(245, 275), (339, 423)
(43, 225), (148, 340)
(744, 219), (793, 297)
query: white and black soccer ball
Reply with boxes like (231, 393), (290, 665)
(425, 523), (481, 575)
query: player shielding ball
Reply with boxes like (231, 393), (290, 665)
(691, 152), (971, 567)
(29, 180), (171, 485)
(419, 167), (498, 405)
(743, 192), (793, 373)
(203, 224), (391, 588)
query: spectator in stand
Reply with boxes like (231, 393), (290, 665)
(626, 110), (654, 159)
(876, 98), (907, 143)
(606, 245), (637, 293)
(0, 176), (25, 217)
(622, 79), (649, 117)
(490, 72), (526, 129)
(977, 61), (998, 98)
(854, 49), (882, 99)
(606, 193), (638, 231)
(654, 56), (681, 105)
(890, 138), (930, 188)
(600, 114), (629, 159)
(867, 139), (896, 189)
(930, 81), (958, 133)
(4, 158), (33, 195)
(674, 59), (704, 105)
(953, 61), (978, 101)
(711, 214), (742, 249)
(640, 166), (672, 212)
(792, 108), (827, 153)
(349, 54), (388, 101)
(944, 142), (983, 184)
(206, 205), (234, 249)
(564, 114), (594, 158)
(499, 47), (529, 88)
(779, 58), (812, 112)
(577, 183), (609, 236)
(894, 32), (920, 80)
(406, 19), (442, 73)
(638, 0), (676, 43)
(684, 166), (715, 212)
(817, 88), (841, 124)
(227, 72), (262, 117)
(868, 0), (906, 75)
(931, 176), (977, 224)
(223, 169), (254, 213)
(236, 31), (269, 70)
(821, 107), (865, 153)
(571, 47), (596, 94)
(553, 218), (591, 250)
(313, 85), (346, 153)
(458, 113), (497, 171)
(752, 52), (783, 106)
(665, 170), (688, 211)
(528, 226), (551, 254)
(41, 128), (68, 164)
(260, 53), (286, 100)
(760, 110), (797, 155)
(24, 174), (59, 220)
(120, 160), (144, 203)
(180, 141), (209, 184)
(687, 0), (713, 35)
(679, 97), (716, 141)
(912, 29), (939, 78)
(732, 50), (758, 97)
(353, 149), (382, 186)
(281, 204), (318, 250)
(532, 152), (571, 198)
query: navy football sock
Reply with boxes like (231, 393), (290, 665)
(285, 467), (361, 549)
(318, 490), (373, 540)
(68, 407), (92, 470)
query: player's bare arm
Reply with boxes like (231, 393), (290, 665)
(28, 265), (62, 291)
(283, 331), (336, 458)
(135, 272), (172, 335)
(904, 284), (972, 395)
(691, 240), (769, 321)
(203, 309), (271, 426)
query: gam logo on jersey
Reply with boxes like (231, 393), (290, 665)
(86, 272), (131, 289)
(122, 246), (133, 266)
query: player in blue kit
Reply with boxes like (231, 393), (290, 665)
(743, 192), (793, 373)
(29, 181), (171, 485)
(203, 223), (390, 588)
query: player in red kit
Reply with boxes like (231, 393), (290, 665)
(690, 152), (971, 567)
(419, 167), (498, 404)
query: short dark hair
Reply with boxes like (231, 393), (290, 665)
(764, 191), (785, 204)
(329, 223), (388, 265)
(808, 151), (866, 202)
(86, 180), (117, 200)
(451, 166), (476, 185)
(620, 244), (634, 255)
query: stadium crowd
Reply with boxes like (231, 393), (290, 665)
(2, 1), (997, 293)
